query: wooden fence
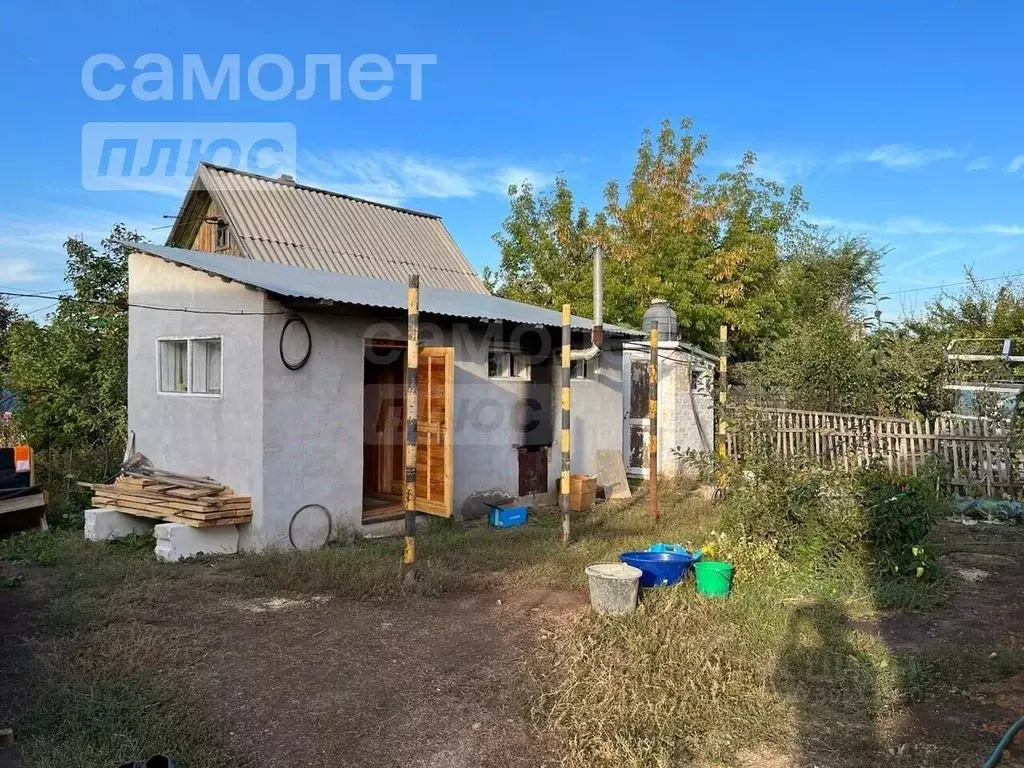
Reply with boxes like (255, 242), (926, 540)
(725, 407), (1020, 495)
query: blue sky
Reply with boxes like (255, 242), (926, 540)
(1, 0), (1022, 319)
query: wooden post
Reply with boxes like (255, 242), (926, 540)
(559, 304), (572, 546)
(717, 324), (728, 460)
(402, 274), (419, 584)
(649, 323), (659, 521)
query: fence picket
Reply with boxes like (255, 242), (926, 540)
(727, 406), (1014, 496)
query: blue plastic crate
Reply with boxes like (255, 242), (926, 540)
(485, 502), (528, 528)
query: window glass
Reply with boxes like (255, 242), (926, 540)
(570, 359), (595, 380)
(510, 353), (530, 379)
(488, 351), (507, 378)
(192, 338), (222, 394)
(159, 340), (188, 393)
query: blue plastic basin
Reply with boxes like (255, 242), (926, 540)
(619, 551), (697, 588)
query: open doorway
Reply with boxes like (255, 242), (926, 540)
(363, 342), (406, 522)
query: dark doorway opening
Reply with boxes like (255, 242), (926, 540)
(363, 344), (406, 522)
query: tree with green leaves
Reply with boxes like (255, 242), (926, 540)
(487, 118), (807, 357)
(3, 224), (143, 521)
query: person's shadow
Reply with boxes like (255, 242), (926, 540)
(775, 601), (886, 768)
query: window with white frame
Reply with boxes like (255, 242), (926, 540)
(158, 337), (222, 395)
(570, 358), (597, 380)
(488, 346), (530, 379)
(214, 220), (231, 251)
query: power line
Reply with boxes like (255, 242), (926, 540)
(881, 270), (1024, 297)
(0, 289), (287, 317)
(27, 302), (60, 317)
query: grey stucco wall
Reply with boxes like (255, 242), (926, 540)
(260, 311), (368, 548)
(127, 253), (267, 550)
(568, 349), (625, 476)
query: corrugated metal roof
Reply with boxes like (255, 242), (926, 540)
(186, 163), (489, 294)
(129, 242), (642, 337)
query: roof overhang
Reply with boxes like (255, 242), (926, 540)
(125, 242), (644, 338)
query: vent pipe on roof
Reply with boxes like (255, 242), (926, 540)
(278, 173), (296, 185)
(570, 244), (604, 361)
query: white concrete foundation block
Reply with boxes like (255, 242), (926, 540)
(84, 508), (156, 541)
(154, 522), (239, 562)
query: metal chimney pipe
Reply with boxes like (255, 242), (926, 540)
(571, 245), (604, 361)
(592, 244), (604, 348)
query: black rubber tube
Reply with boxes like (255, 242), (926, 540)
(288, 504), (331, 550)
(280, 314), (312, 370)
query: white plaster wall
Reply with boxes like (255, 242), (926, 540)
(451, 325), (525, 517)
(567, 348), (625, 476)
(260, 311), (368, 549)
(658, 353), (715, 473)
(127, 253), (267, 549)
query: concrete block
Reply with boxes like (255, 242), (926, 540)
(84, 508), (156, 541)
(154, 523), (239, 562)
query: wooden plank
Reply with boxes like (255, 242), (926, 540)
(596, 449), (632, 500)
(92, 491), (251, 514)
(98, 504), (250, 528)
(0, 492), (47, 515)
(92, 489), (251, 514)
(163, 486), (222, 500)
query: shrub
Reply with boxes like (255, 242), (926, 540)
(720, 451), (945, 578)
(856, 464), (945, 576)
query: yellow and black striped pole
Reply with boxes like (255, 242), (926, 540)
(649, 322), (659, 521)
(717, 323), (728, 461)
(403, 274), (420, 584)
(559, 303), (571, 546)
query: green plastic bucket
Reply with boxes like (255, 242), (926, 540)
(694, 560), (734, 598)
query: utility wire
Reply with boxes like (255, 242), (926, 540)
(881, 270), (1024, 297)
(0, 289), (287, 317)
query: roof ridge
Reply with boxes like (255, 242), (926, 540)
(237, 235), (485, 278)
(199, 162), (443, 220)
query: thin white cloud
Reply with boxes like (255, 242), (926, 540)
(1006, 154), (1024, 173)
(494, 165), (555, 191)
(809, 215), (1024, 237)
(0, 207), (156, 303)
(299, 149), (554, 206)
(837, 144), (960, 170)
(0, 260), (43, 283)
(966, 156), (993, 171)
(710, 149), (822, 183)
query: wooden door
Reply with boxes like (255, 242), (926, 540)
(415, 347), (454, 517)
(624, 356), (651, 477)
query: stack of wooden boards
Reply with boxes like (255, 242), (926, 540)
(87, 472), (251, 528)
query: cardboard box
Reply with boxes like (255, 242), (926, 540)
(570, 474), (597, 512)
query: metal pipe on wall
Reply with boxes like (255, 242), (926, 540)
(649, 322), (659, 522)
(570, 245), (605, 361)
(403, 274), (420, 584)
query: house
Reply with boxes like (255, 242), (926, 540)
(122, 165), (713, 552)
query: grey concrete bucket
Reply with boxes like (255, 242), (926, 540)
(585, 563), (642, 615)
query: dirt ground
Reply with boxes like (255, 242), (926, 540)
(882, 521), (1024, 765)
(2, 521), (1023, 768)
(190, 587), (581, 768)
(0, 555), (580, 768)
